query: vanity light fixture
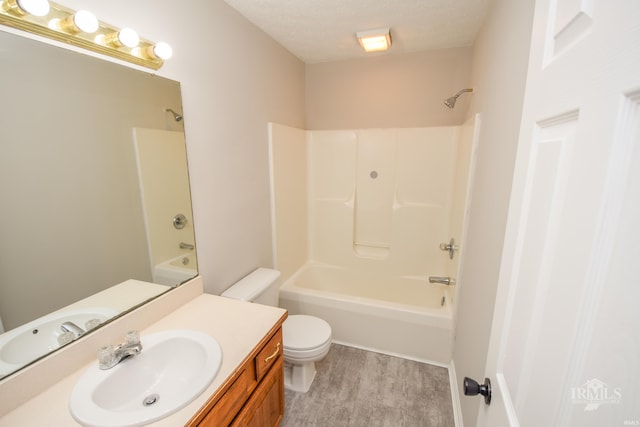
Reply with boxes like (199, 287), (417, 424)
(356, 27), (391, 53)
(0, 0), (171, 69)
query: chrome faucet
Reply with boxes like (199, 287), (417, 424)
(179, 242), (195, 250)
(61, 321), (85, 338)
(98, 330), (143, 370)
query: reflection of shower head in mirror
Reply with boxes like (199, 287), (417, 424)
(165, 108), (183, 121)
(444, 88), (473, 109)
(0, 29), (196, 381)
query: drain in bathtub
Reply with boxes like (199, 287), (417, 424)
(143, 393), (160, 407)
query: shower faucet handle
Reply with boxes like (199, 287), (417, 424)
(439, 238), (459, 259)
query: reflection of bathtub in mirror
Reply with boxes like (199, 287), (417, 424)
(153, 254), (198, 286)
(0, 280), (169, 379)
(133, 128), (197, 287)
(0, 31), (194, 381)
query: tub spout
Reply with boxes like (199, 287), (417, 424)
(429, 276), (456, 286)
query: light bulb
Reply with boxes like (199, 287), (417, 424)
(118, 28), (139, 48)
(103, 27), (139, 48)
(15, 0), (49, 16)
(152, 42), (172, 60)
(73, 10), (98, 33)
(57, 9), (98, 34)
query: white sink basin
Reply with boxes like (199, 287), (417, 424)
(0, 307), (118, 376)
(70, 329), (222, 427)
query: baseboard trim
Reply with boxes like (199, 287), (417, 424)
(331, 339), (449, 368)
(449, 359), (464, 427)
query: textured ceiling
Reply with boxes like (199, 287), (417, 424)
(223, 0), (492, 64)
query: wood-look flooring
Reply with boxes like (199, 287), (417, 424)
(282, 344), (455, 427)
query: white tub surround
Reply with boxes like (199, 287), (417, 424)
(0, 277), (287, 426)
(270, 121), (479, 365)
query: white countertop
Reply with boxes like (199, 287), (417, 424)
(0, 293), (287, 426)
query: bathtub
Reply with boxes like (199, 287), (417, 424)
(152, 253), (198, 286)
(278, 262), (453, 365)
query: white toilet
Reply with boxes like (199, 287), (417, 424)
(221, 268), (332, 393)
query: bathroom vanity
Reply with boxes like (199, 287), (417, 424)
(188, 327), (284, 426)
(0, 278), (287, 426)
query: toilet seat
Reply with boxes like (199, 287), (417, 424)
(283, 315), (332, 361)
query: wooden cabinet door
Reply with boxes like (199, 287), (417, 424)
(232, 357), (284, 427)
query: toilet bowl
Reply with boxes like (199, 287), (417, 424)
(282, 314), (332, 392)
(221, 268), (332, 393)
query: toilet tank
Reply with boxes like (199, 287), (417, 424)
(221, 268), (281, 306)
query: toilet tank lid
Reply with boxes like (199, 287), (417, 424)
(220, 268), (281, 301)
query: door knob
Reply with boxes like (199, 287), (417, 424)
(463, 377), (491, 405)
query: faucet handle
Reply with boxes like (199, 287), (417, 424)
(57, 331), (75, 346)
(98, 345), (117, 369)
(124, 330), (140, 345)
(439, 238), (459, 259)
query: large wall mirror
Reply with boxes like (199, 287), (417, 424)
(0, 30), (197, 379)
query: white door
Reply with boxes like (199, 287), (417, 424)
(476, 0), (640, 425)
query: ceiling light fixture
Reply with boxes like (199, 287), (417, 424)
(356, 27), (391, 53)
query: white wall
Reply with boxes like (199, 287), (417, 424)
(306, 48), (473, 129)
(452, 0), (536, 425)
(56, 0), (306, 295)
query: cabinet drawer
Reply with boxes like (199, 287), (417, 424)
(255, 328), (282, 380)
(199, 363), (257, 426)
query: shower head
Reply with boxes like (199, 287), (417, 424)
(444, 96), (459, 109)
(444, 88), (473, 109)
(165, 108), (183, 122)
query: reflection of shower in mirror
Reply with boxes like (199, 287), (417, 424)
(165, 108), (183, 122)
(133, 127), (197, 286)
(444, 88), (473, 109)
(0, 29), (195, 380)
